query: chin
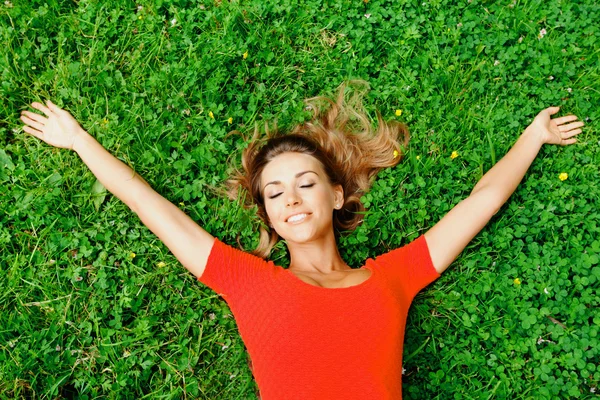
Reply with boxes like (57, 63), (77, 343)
(279, 230), (327, 245)
(273, 220), (333, 245)
(279, 234), (313, 245)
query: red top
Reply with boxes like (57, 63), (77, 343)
(198, 235), (439, 399)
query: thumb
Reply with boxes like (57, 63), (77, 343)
(545, 106), (560, 116)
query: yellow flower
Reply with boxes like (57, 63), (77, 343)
(227, 117), (233, 124)
(179, 202), (185, 206)
(559, 172), (568, 181)
(450, 151), (459, 159)
(129, 252), (136, 259)
(393, 150), (399, 159)
(102, 118), (108, 125)
(416, 155), (421, 160)
(157, 261), (166, 268)
(514, 278), (521, 285)
(243, 51), (248, 59)
(395, 109), (402, 116)
(208, 111), (214, 119)
(138, 15), (142, 20)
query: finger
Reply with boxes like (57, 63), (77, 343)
(23, 125), (44, 140)
(545, 106), (560, 116)
(562, 138), (577, 146)
(31, 101), (53, 117)
(559, 121), (585, 132)
(562, 128), (582, 139)
(554, 115), (579, 125)
(20, 114), (45, 131)
(46, 100), (65, 115)
(21, 110), (48, 124)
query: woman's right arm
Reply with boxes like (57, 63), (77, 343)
(20, 100), (215, 279)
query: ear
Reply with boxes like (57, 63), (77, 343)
(333, 184), (344, 209)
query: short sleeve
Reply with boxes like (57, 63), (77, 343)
(198, 238), (276, 301)
(373, 235), (440, 300)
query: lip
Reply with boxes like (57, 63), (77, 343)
(285, 212), (311, 223)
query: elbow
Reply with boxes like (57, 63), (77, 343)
(491, 204), (502, 216)
(470, 181), (488, 197)
(128, 201), (141, 215)
(471, 186), (505, 216)
(129, 179), (154, 215)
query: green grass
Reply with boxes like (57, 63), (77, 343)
(1, 0), (599, 398)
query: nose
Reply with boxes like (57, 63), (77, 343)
(285, 190), (301, 207)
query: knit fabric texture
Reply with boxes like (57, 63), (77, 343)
(198, 235), (440, 399)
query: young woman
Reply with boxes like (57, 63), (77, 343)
(20, 85), (583, 399)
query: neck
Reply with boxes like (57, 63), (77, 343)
(287, 231), (350, 275)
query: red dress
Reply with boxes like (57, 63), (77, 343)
(198, 235), (439, 399)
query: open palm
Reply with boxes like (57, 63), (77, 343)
(528, 106), (584, 146)
(20, 100), (85, 150)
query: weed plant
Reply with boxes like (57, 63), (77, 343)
(0, 0), (598, 398)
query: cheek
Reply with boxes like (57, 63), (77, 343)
(318, 189), (335, 206)
(264, 202), (277, 221)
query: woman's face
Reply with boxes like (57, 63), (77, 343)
(260, 152), (344, 245)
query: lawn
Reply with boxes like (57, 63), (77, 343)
(0, 0), (598, 398)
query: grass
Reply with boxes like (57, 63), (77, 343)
(1, 0), (599, 398)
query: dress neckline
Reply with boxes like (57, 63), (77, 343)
(284, 264), (374, 290)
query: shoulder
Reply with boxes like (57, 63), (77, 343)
(199, 237), (280, 297)
(372, 235), (430, 265)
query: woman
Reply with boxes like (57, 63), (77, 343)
(20, 85), (583, 399)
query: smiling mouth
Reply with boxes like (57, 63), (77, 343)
(287, 213), (309, 223)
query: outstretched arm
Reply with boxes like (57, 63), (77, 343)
(424, 107), (584, 274)
(21, 101), (215, 278)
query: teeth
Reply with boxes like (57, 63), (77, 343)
(287, 213), (307, 223)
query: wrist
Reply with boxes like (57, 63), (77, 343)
(523, 126), (546, 148)
(72, 129), (92, 153)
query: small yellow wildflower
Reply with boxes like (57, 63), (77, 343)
(179, 202), (185, 206)
(559, 172), (568, 181)
(514, 278), (521, 285)
(393, 150), (399, 159)
(129, 252), (136, 259)
(395, 109), (403, 117)
(157, 261), (166, 268)
(138, 15), (142, 20)
(450, 151), (459, 159)
(227, 117), (233, 124)
(209, 111), (214, 119)
(102, 118), (108, 125)
(416, 155), (421, 160)
(243, 51), (248, 59)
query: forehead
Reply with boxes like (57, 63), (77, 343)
(261, 152), (325, 185)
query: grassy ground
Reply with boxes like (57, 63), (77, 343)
(1, 0), (599, 398)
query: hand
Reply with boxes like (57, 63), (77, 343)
(20, 100), (87, 150)
(526, 106), (585, 146)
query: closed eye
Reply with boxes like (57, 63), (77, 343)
(267, 183), (314, 199)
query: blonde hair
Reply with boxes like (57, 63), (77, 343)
(227, 81), (409, 258)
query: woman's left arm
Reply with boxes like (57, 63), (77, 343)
(425, 106), (584, 274)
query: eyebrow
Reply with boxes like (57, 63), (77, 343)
(263, 170), (319, 191)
